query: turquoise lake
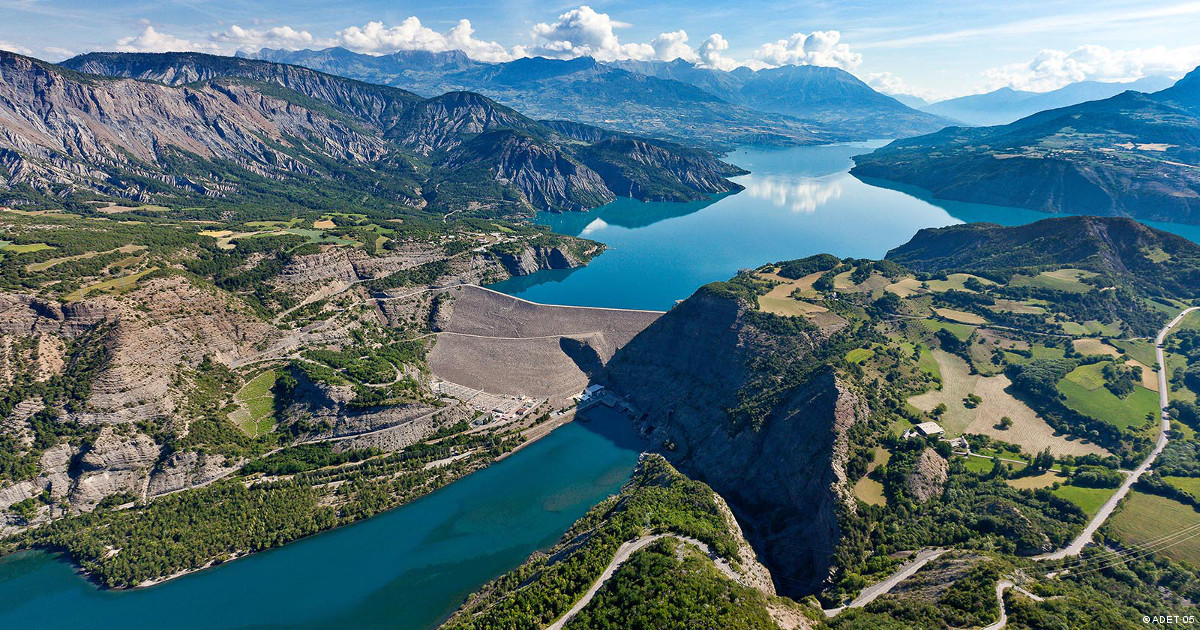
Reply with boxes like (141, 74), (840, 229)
(491, 142), (1200, 310)
(4, 142), (1200, 628)
(0, 414), (642, 629)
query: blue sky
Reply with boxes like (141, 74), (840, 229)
(1, 0), (1198, 100)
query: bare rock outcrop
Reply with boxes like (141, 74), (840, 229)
(74, 276), (279, 426)
(490, 245), (585, 277)
(69, 427), (161, 509)
(905, 448), (949, 503)
(147, 451), (238, 497)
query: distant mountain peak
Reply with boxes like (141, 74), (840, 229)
(224, 47), (951, 146)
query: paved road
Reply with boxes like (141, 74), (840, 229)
(1035, 306), (1199, 561)
(984, 579), (1049, 630)
(983, 580), (1014, 630)
(823, 548), (947, 617)
(545, 534), (738, 630)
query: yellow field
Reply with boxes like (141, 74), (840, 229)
(833, 270), (856, 290)
(1126, 359), (1159, 391)
(853, 449), (890, 507)
(1071, 338), (1121, 358)
(908, 350), (1108, 457)
(1007, 471), (1067, 490)
(754, 270), (831, 315)
(988, 299), (1047, 315)
(933, 307), (988, 325)
(885, 273), (995, 297)
(313, 219), (337, 229)
(884, 277), (923, 298)
(758, 296), (828, 317)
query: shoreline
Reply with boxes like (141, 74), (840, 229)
(24, 410), (583, 592)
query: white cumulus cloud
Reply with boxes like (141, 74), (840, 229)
(103, 10), (876, 79)
(982, 44), (1200, 92)
(753, 30), (861, 70)
(335, 18), (514, 62)
(212, 25), (329, 53)
(865, 71), (941, 101)
(650, 30), (698, 62)
(116, 26), (222, 53)
(697, 34), (738, 71)
(528, 5), (653, 61)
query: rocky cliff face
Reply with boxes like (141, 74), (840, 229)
(388, 92), (540, 155)
(12, 50), (748, 216)
(0, 275), (282, 529)
(439, 130), (615, 212)
(62, 51), (423, 129)
(489, 243), (587, 276)
(578, 137), (746, 202)
(0, 52), (393, 202)
(603, 287), (866, 596)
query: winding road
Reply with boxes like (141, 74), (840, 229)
(822, 548), (947, 617)
(819, 307), (1199, 625)
(1035, 306), (1198, 561)
(544, 534), (739, 630)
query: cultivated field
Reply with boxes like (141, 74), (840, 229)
(1111, 492), (1200, 566)
(1010, 268), (1097, 293)
(1071, 338), (1121, 358)
(229, 369), (277, 437)
(1058, 363), (1159, 431)
(909, 351), (1108, 457)
(885, 273), (995, 297)
(26, 244), (145, 273)
(853, 449), (890, 507)
(933, 308), (987, 325)
(1007, 470), (1067, 490)
(1164, 476), (1200, 500)
(1052, 485), (1117, 518)
(63, 267), (159, 302)
(987, 299), (1046, 315)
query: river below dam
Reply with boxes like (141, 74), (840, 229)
(3, 142), (1200, 628)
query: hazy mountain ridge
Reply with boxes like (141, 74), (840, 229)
(611, 58), (952, 139)
(244, 47), (953, 147)
(851, 66), (1200, 225)
(922, 76), (1177, 126)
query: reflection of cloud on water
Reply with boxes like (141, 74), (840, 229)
(580, 218), (610, 236)
(742, 175), (842, 213)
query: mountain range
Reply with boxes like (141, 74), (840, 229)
(0, 51), (743, 217)
(921, 76), (1177, 125)
(851, 65), (1200, 225)
(245, 47), (952, 147)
